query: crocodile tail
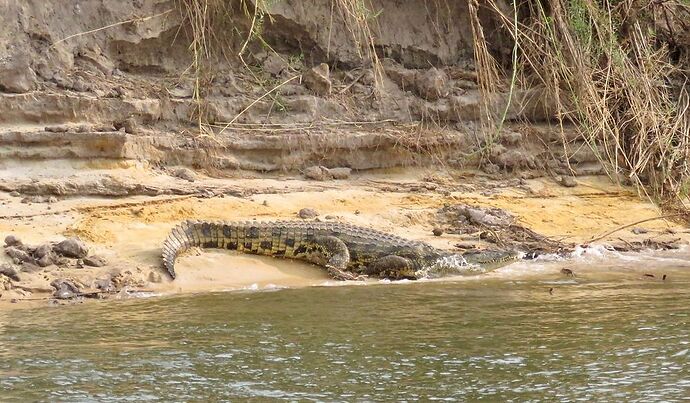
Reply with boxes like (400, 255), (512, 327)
(161, 220), (198, 279)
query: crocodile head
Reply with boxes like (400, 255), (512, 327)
(415, 249), (520, 279)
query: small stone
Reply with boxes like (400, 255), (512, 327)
(414, 67), (449, 100)
(632, 227), (648, 235)
(172, 167), (197, 182)
(559, 176), (577, 187)
(33, 244), (53, 259)
(71, 78), (90, 92)
(83, 255), (107, 267)
(114, 118), (138, 134)
(47, 196), (58, 204)
(0, 264), (20, 281)
(262, 53), (289, 77)
(298, 208), (320, 219)
(324, 215), (336, 220)
(54, 256), (71, 267)
(50, 279), (81, 299)
(54, 238), (89, 259)
(36, 254), (54, 268)
(329, 167), (352, 180)
(4, 246), (33, 263)
(148, 271), (163, 283)
(303, 165), (331, 181)
(4, 235), (22, 247)
(303, 63), (332, 96)
(9, 191), (20, 197)
(454, 242), (476, 250)
(45, 125), (69, 133)
(432, 228), (444, 236)
(95, 278), (115, 292)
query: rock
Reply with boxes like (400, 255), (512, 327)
(559, 176), (577, 188)
(77, 45), (115, 76)
(262, 53), (289, 76)
(454, 242), (476, 250)
(303, 165), (332, 181)
(45, 125), (70, 133)
(9, 191), (20, 197)
(324, 215), (336, 220)
(36, 254), (54, 268)
(172, 167), (197, 182)
(54, 256), (71, 267)
(382, 59), (417, 89)
(71, 78), (90, 92)
(329, 167), (352, 180)
(298, 208), (319, 219)
(114, 118), (138, 134)
(33, 244), (53, 259)
(414, 67), (449, 100)
(54, 238), (89, 258)
(95, 278), (115, 292)
(303, 63), (332, 96)
(432, 228), (444, 236)
(632, 227), (649, 235)
(148, 271), (163, 283)
(4, 235), (22, 247)
(0, 54), (37, 93)
(0, 264), (20, 281)
(50, 279), (81, 299)
(4, 246), (34, 264)
(83, 255), (107, 267)
(47, 196), (58, 204)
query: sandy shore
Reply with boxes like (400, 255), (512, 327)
(1, 162), (688, 306)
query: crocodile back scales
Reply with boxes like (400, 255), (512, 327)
(162, 220), (436, 278)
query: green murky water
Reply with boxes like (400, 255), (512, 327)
(1, 254), (689, 401)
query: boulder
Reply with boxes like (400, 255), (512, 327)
(54, 238), (89, 259)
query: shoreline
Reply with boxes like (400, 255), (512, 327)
(1, 167), (688, 307)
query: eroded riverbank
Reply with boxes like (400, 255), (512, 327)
(1, 161), (688, 306)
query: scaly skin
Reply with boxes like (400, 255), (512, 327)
(162, 220), (519, 280)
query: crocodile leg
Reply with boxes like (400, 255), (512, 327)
(365, 255), (416, 280)
(312, 236), (365, 281)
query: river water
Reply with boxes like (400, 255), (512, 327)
(1, 249), (689, 401)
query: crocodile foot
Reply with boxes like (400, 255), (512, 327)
(326, 265), (367, 281)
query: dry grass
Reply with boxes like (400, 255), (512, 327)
(476, 0), (690, 206)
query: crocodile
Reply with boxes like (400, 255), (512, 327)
(162, 220), (519, 280)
